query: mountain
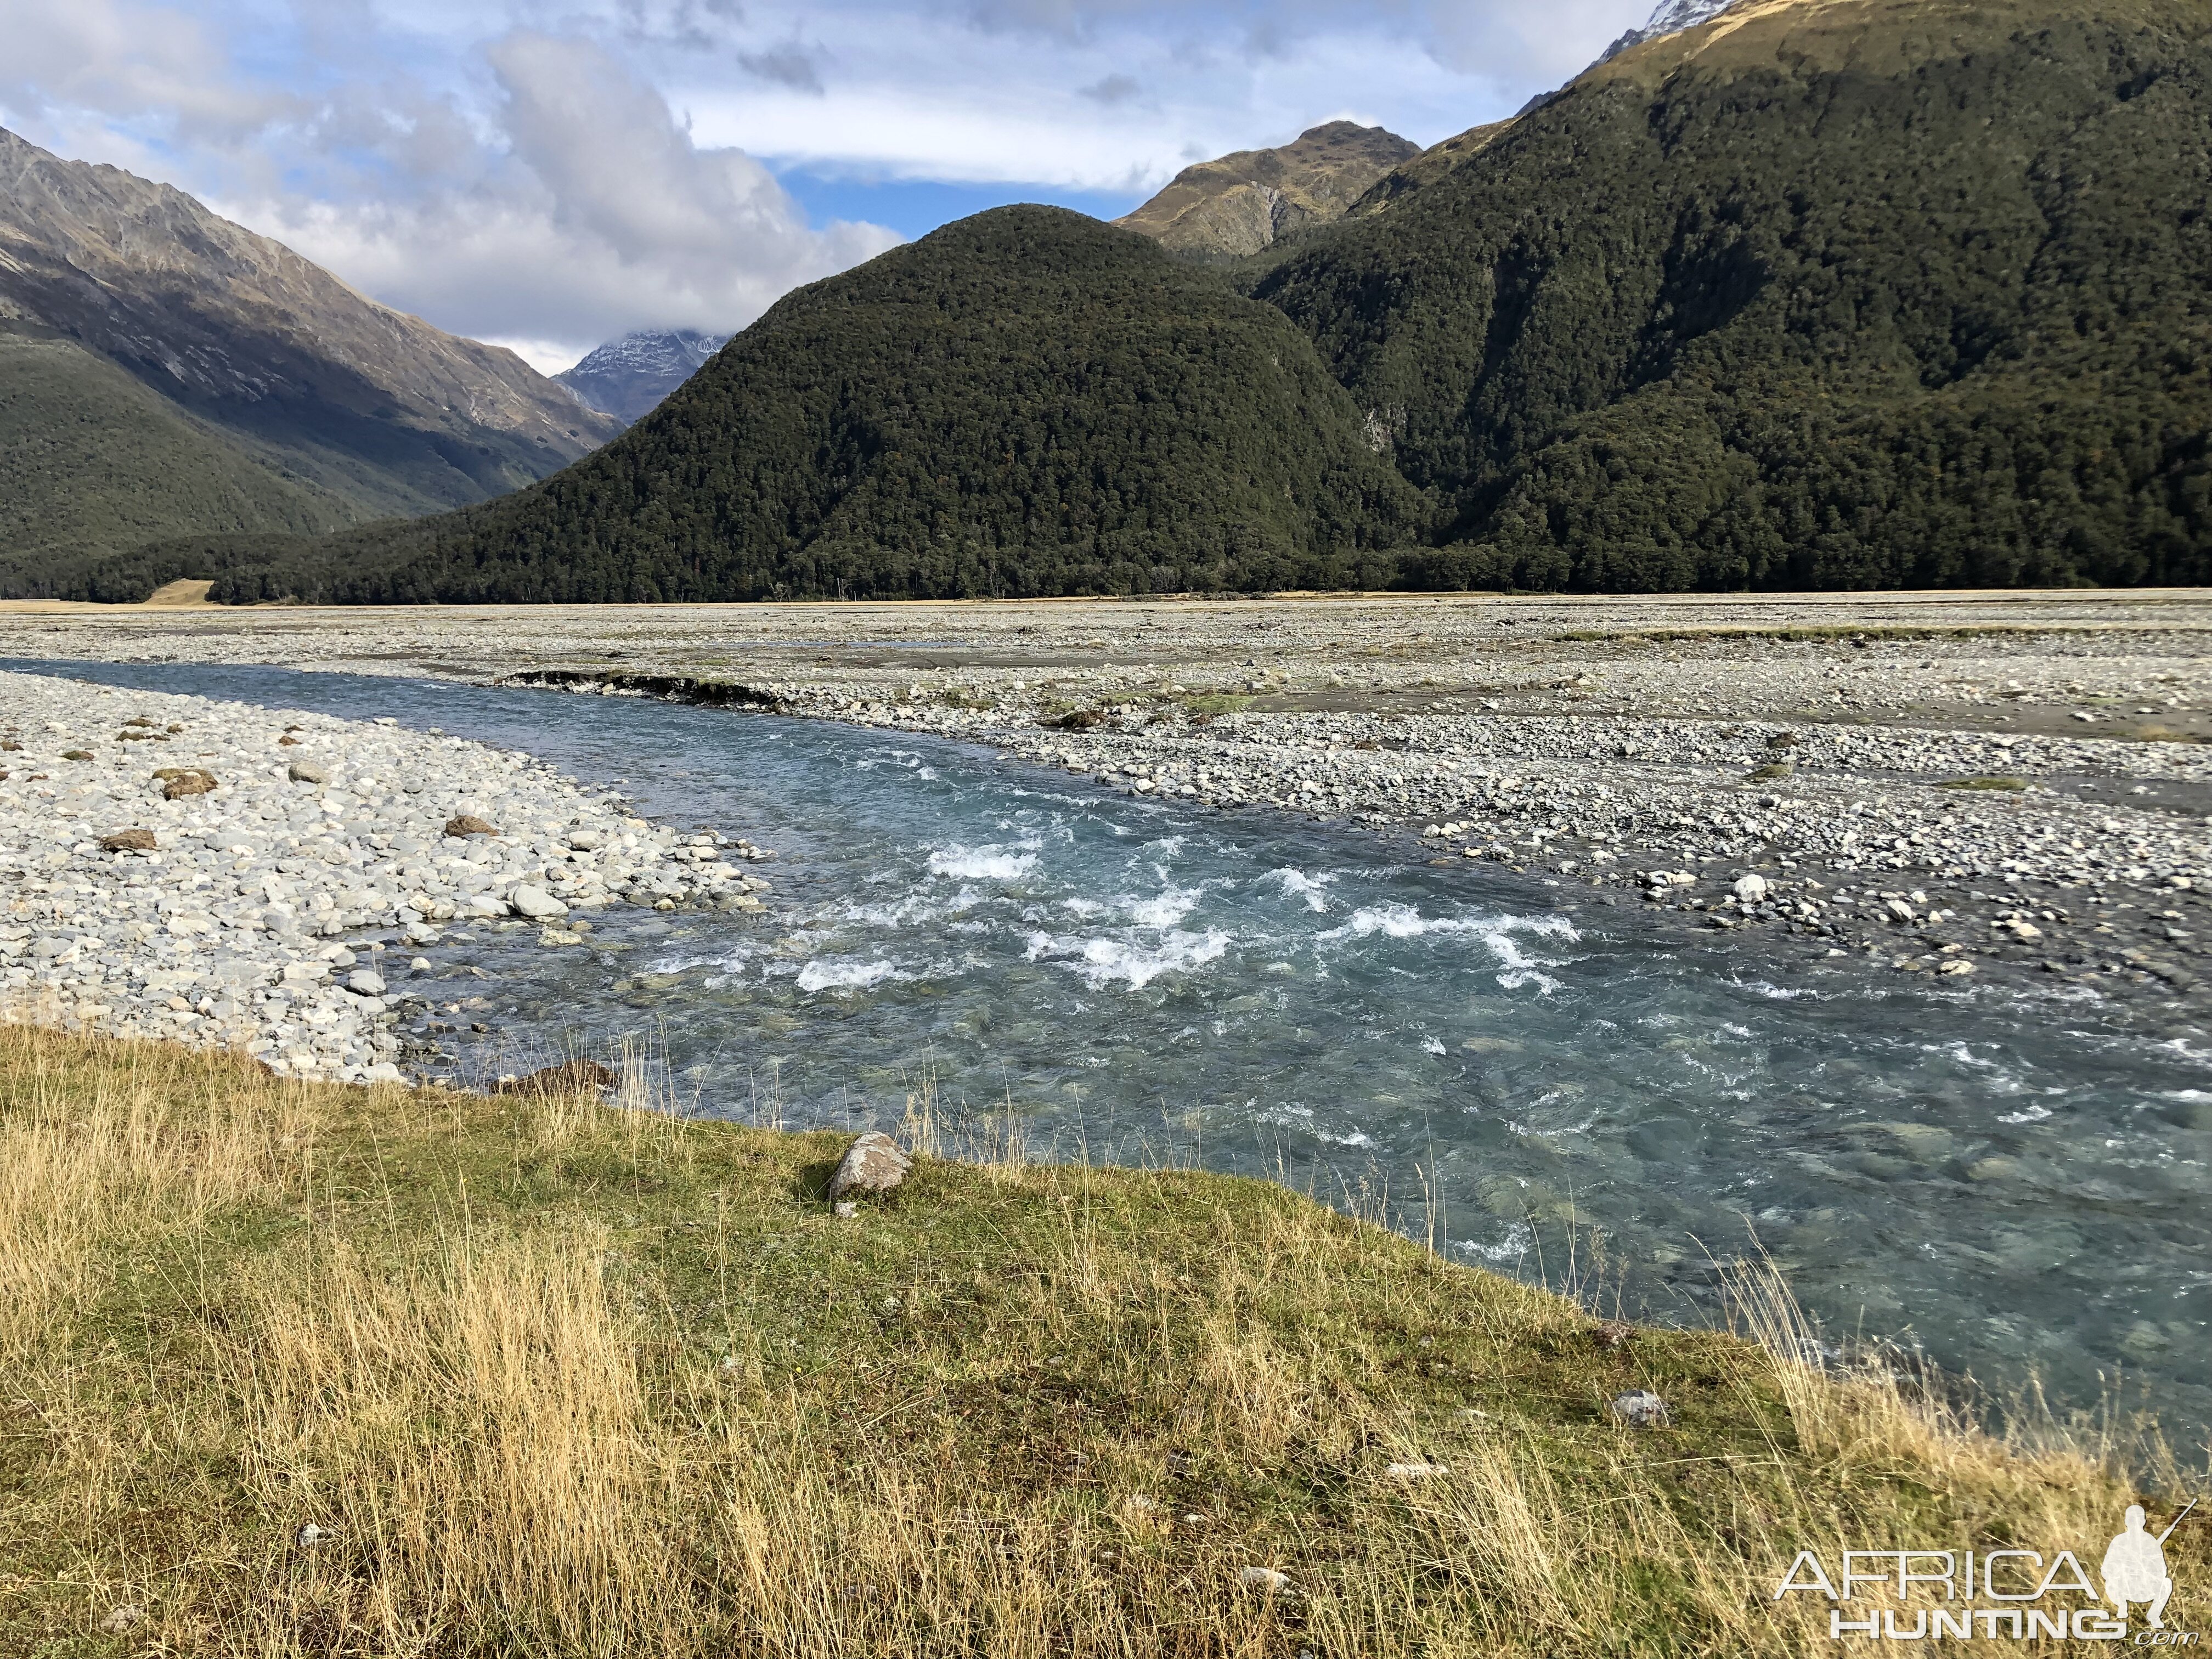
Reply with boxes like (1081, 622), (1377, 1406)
(223, 208), (1421, 602)
(1339, 120), (1516, 223)
(1115, 122), (1421, 258)
(556, 329), (732, 424)
(1253, 0), (2212, 590)
(109, 0), (2212, 603)
(1, 323), (343, 570)
(0, 126), (621, 588)
(1601, 0), (1743, 61)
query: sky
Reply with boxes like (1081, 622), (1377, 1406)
(0, 0), (1658, 373)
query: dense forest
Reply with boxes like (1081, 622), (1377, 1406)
(253, 211), (1423, 603)
(1256, 0), (2212, 591)
(45, 0), (2212, 601)
(0, 326), (344, 594)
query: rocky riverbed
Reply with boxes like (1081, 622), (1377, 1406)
(5, 588), (2211, 1003)
(0, 670), (774, 1080)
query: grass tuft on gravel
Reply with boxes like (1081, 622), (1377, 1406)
(0, 1024), (2198, 1655)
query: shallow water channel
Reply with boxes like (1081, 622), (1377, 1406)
(25, 658), (2211, 1440)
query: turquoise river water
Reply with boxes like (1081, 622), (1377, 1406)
(21, 659), (2210, 1442)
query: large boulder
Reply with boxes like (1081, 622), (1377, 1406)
(509, 883), (568, 919)
(828, 1131), (912, 1203)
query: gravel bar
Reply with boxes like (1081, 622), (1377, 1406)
(0, 670), (775, 1080)
(5, 589), (2210, 1005)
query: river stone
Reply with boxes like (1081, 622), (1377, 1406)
(445, 814), (498, 837)
(156, 767), (218, 798)
(1609, 1389), (1671, 1429)
(343, 969), (387, 996)
(509, 883), (568, 918)
(100, 828), (157, 851)
(1733, 873), (1769, 902)
(288, 760), (329, 785)
(828, 1131), (913, 1203)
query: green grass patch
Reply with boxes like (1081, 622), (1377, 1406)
(1178, 692), (1254, 716)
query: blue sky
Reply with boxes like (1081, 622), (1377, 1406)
(772, 173), (1147, 243)
(0, 0), (1658, 370)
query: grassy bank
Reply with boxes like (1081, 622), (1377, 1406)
(0, 1026), (2198, 1655)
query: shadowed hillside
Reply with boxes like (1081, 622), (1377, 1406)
(1259, 0), (2212, 590)
(0, 126), (620, 592)
(62, 0), (2212, 603)
(256, 208), (1423, 602)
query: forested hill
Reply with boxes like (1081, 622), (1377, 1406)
(239, 210), (1422, 602)
(136, 0), (2212, 603)
(1261, 0), (2212, 591)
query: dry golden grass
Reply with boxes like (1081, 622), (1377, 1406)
(0, 1024), (2200, 1655)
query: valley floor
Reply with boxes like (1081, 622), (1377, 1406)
(7, 587), (2211, 1003)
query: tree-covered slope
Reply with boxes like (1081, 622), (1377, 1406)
(122, 0), (2212, 604)
(292, 209), (1421, 602)
(1256, 0), (2212, 590)
(0, 326), (347, 594)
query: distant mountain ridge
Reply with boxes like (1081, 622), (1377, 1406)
(1115, 122), (1420, 258)
(556, 329), (732, 424)
(0, 126), (620, 589)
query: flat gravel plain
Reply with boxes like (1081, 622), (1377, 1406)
(8, 587), (2211, 1007)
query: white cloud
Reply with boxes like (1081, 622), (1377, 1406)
(0, 0), (1659, 358)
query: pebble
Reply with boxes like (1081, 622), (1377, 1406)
(0, 672), (771, 1084)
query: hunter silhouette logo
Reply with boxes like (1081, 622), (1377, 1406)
(1774, 1499), (2199, 1643)
(2107, 1502), (2194, 1632)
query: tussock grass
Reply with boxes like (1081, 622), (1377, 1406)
(0, 1024), (2199, 1654)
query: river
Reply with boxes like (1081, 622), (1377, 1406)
(21, 657), (2209, 1440)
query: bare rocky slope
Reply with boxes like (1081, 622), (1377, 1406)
(0, 127), (621, 585)
(556, 329), (732, 425)
(1114, 121), (1420, 258)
